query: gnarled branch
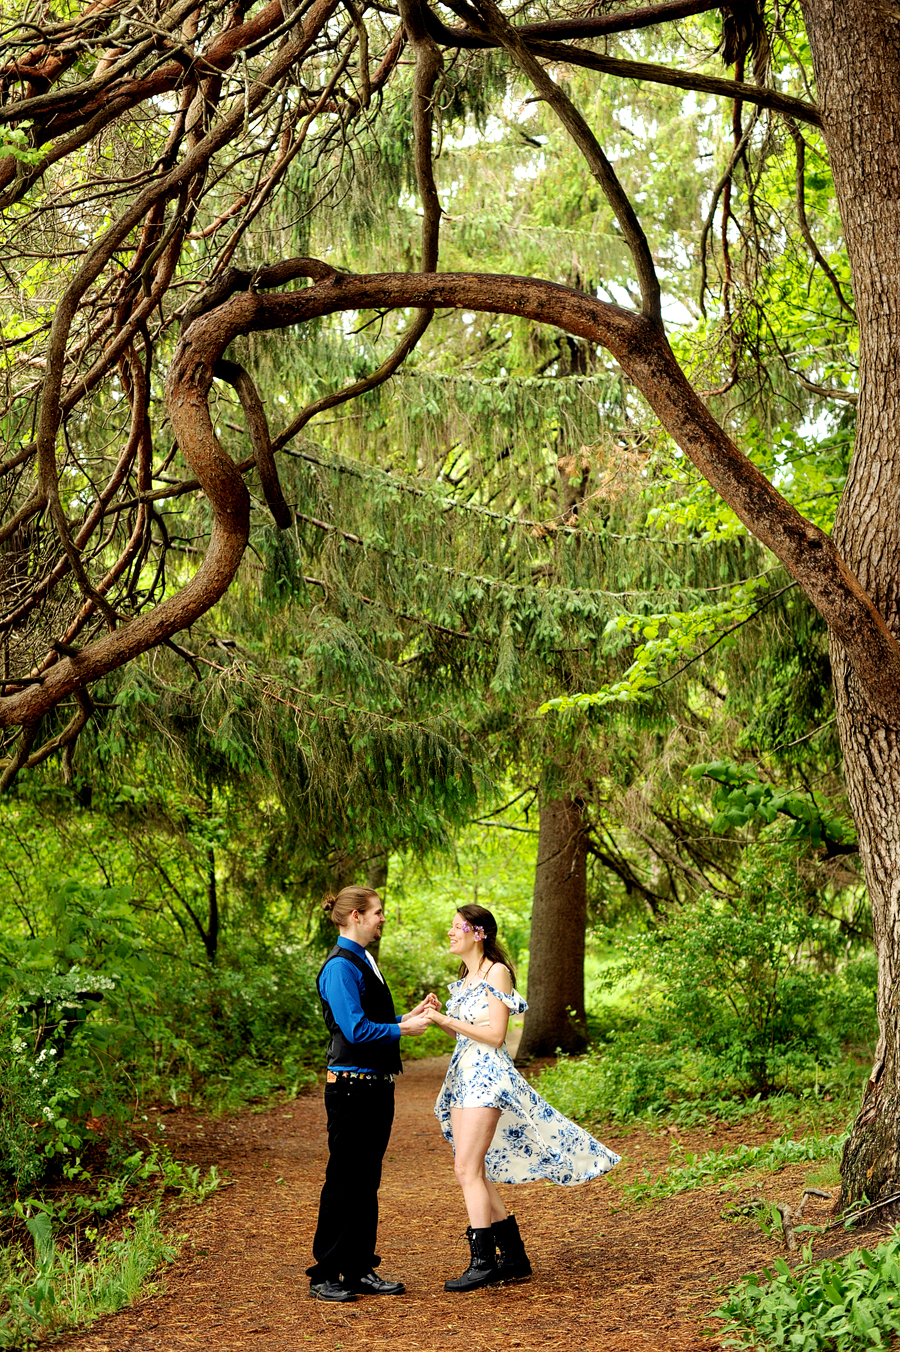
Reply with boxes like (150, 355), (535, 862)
(2, 263), (898, 737)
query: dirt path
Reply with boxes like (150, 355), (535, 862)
(53, 1058), (823, 1352)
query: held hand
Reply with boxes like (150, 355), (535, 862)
(408, 993), (442, 1018)
(401, 1012), (430, 1036)
(424, 1006), (449, 1029)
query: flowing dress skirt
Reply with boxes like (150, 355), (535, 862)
(434, 979), (620, 1185)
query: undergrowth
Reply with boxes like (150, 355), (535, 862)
(0, 1146), (220, 1348)
(623, 1133), (846, 1206)
(0, 1203), (178, 1350)
(714, 1236), (900, 1351)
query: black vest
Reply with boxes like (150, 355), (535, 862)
(317, 945), (403, 1075)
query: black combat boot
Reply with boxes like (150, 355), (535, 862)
(444, 1226), (499, 1292)
(492, 1214), (532, 1281)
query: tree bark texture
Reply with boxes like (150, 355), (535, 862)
(802, 0), (900, 1209)
(516, 793), (589, 1060)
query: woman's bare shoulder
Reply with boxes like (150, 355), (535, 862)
(485, 962), (513, 993)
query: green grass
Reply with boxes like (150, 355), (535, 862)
(0, 1204), (179, 1349)
(0, 1148), (222, 1348)
(623, 1133), (846, 1206)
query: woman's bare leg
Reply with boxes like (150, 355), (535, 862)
(485, 1180), (507, 1224)
(449, 1106), (505, 1228)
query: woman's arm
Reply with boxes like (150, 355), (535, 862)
(425, 964), (512, 1048)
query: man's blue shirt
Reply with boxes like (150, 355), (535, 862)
(319, 936), (402, 1072)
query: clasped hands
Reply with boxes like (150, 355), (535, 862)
(401, 992), (448, 1036)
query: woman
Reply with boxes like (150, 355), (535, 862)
(424, 903), (620, 1292)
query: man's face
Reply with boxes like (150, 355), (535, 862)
(355, 898), (386, 948)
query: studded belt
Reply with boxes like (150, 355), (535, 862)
(326, 1070), (394, 1083)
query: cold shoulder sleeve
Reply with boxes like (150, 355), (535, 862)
(483, 983), (528, 1015)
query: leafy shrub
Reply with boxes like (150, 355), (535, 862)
(145, 943), (328, 1108)
(378, 929), (455, 1011)
(627, 844), (873, 1098)
(0, 1006), (85, 1197)
(635, 851), (844, 1096)
(536, 1032), (692, 1122)
(538, 844), (876, 1123)
(374, 930), (457, 1060)
(0, 878), (332, 1137)
(828, 953), (878, 1047)
(715, 1237), (900, 1351)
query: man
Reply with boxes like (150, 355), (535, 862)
(306, 885), (437, 1302)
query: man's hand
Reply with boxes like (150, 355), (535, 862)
(407, 993), (441, 1018)
(400, 1013), (431, 1036)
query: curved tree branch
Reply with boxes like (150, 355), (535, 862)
(525, 44), (821, 129)
(786, 118), (855, 318)
(1, 263), (898, 736)
(24, 0), (339, 601)
(422, 0), (722, 49)
(271, 0), (443, 449)
(214, 359), (291, 528)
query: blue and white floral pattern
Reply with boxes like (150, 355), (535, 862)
(434, 976), (621, 1185)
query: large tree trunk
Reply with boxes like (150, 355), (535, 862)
(802, 0), (900, 1208)
(516, 792), (589, 1061)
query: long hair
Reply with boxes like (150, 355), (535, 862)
(322, 885), (378, 928)
(455, 903), (517, 986)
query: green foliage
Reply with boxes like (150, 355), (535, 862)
(0, 129), (42, 165)
(0, 857), (329, 1184)
(0, 9), (876, 1341)
(153, 948), (327, 1111)
(384, 817), (537, 985)
(0, 1203), (179, 1349)
(0, 1140), (218, 1347)
(376, 930), (454, 1061)
(626, 845), (869, 1096)
(690, 759), (856, 850)
(624, 1133), (844, 1207)
(540, 577), (775, 713)
(715, 1237), (900, 1351)
(0, 1006), (87, 1197)
(536, 842), (875, 1124)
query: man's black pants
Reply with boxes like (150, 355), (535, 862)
(307, 1077), (395, 1282)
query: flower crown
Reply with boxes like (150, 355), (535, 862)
(461, 921), (486, 942)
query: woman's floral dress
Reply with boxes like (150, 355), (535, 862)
(434, 975), (621, 1185)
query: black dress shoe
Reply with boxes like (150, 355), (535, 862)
(309, 1279), (357, 1302)
(347, 1270), (406, 1295)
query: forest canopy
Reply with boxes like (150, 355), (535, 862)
(2, 0), (900, 1293)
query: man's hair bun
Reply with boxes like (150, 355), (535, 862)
(322, 885), (379, 927)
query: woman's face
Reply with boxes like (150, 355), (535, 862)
(448, 912), (477, 957)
